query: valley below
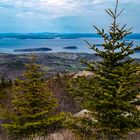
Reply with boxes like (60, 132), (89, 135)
(0, 52), (140, 80)
(0, 52), (101, 79)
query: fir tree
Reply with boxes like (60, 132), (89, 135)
(68, 0), (140, 139)
(0, 75), (12, 119)
(0, 75), (12, 135)
(2, 56), (65, 139)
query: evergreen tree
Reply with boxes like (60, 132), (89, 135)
(2, 56), (65, 139)
(0, 75), (12, 135)
(0, 75), (12, 119)
(68, 0), (140, 139)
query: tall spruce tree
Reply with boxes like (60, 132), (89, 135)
(68, 0), (140, 139)
(2, 56), (65, 139)
(0, 75), (12, 135)
(0, 75), (12, 119)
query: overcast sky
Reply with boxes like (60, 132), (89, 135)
(0, 0), (139, 33)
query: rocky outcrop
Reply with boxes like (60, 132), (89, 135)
(74, 109), (91, 118)
(74, 70), (94, 78)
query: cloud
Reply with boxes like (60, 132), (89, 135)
(0, 0), (139, 32)
(0, 0), (139, 19)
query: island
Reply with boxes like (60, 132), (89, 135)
(95, 44), (103, 46)
(94, 42), (133, 47)
(63, 46), (78, 49)
(134, 47), (140, 52)
(125, 41), (133, 46)
(14, 47), (52, 52)
(18, 37), (55, 39)
(60, 37), (78, 39)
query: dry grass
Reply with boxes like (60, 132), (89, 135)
(30, 129), (80, 140)
(0, 129), (80, 140)
(1, 129), (140, 140)
(0, 132), (9, 140)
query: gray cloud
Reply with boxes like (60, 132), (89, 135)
(0, 0), (139, 32)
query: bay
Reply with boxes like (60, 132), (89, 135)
(0, 37), (139, 58)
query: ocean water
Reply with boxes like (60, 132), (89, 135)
(0, 37), (140, 58)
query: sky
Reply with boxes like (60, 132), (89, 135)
(0, 0), (139, 33)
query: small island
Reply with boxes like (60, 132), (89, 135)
(18, 37), (55, 39)
(63, 46), (78, 49)
(134, 47), (140, 52)
(125, 41), (133, 46)
(95, 44), (103, 46)
(14, 47), (52, 52)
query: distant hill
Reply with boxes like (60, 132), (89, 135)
(0, 33), (139, 39)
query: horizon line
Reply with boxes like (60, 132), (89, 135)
(0, 32), (140, 34)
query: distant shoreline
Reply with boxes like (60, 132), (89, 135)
(0, 33), (140, 40)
